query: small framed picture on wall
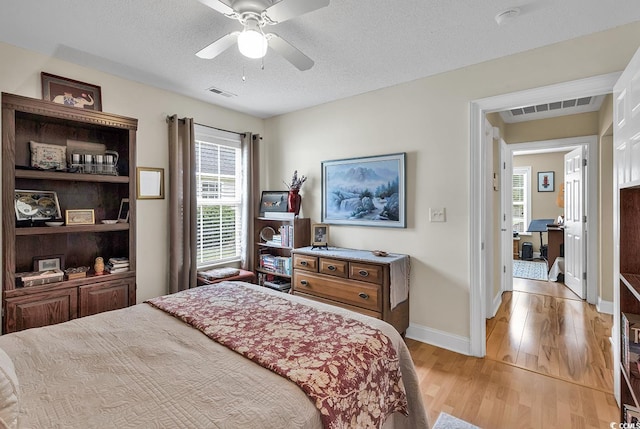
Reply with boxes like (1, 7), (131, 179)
(537, 171), (554, 192)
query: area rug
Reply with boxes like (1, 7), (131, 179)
(432, 412), (480, 429)
(513, 260), (548, 281)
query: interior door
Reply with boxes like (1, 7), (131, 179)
(501, 139), (513, 293)
(564, 146), (586, 299)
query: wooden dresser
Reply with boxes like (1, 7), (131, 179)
(291, 246), (409, 335)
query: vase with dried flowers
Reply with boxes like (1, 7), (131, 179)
(284, 170), (307, 215)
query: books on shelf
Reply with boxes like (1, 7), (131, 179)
(257, 273), (291, 292)
(622, 312), (640, 379)
(15, 269), (64, 287)
(263, 279), (291, 292)
(106, 257), (130, 274)
(264, 225), (294, 248)
(258, 254), (292, 276)
(108, 257), (129, 267)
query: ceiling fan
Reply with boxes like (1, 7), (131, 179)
(196, 0), (329, 71)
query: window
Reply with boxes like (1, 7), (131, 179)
(194, 124), (242, 267)
(512, 166), (531, 234)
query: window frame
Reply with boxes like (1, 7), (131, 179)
(194, 124), (243, 268)
(512, 166), (532, 236)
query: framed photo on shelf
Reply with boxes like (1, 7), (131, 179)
(41, 72), (102, 111)
(537, 171), (555, 192)
(322, 152), (406, 228)
(117, 198), (130, 223)
(311, 223), (329, 246)
(259, 191), (289, 216)
(65, 209), (95, 225)
(14, 190), (62, 221)
(33, 254), (65, 272)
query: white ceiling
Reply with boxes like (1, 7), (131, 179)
(1, 1), (639, 119)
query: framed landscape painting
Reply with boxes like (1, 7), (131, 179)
(321, 153), (406, 228)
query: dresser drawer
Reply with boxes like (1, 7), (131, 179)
(319, 258), (348, 278)
(293, 254), (318, 272)
(293, 271), (381, 312)
(349, 262), (383, 285)
(294, 291), (381, 320)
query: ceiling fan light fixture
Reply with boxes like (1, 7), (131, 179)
(237, 19), (268, 59)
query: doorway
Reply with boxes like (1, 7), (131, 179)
(469, 72), (620, 357)
(502, 137), (596, 299)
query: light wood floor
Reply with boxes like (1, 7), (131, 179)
(407, 277), (618, 428)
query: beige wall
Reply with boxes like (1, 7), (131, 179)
(506, 111), (599, 143)
(513, 152), (567, 253)
(264, 22), (640, 340)
(0, 41), (264, 302)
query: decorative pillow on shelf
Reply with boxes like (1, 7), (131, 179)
(198, 267), (241, 280)
(30, 141), (66, 170)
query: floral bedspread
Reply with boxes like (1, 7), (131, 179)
(146, 283), (408, 429)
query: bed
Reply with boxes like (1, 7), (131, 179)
(0, 282), (429, 429)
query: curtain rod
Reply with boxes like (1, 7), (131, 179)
(166, 115), (251, 137)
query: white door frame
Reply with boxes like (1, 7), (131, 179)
(505, 137), (596, 296)
(469, 72), (620, 357)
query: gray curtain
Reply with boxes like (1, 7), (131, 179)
(241, 133), (260, 272)
(167, 115), (197, 293)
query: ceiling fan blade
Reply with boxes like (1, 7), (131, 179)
(264, 0), (329, 23)
(196, 32), (240, 59)
(197, 0), (237, 17)
(267, 33), (314, 71)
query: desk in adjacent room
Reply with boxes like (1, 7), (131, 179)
(546, 225), (564, 267)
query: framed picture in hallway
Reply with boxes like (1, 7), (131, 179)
(537, 171), (554, 192)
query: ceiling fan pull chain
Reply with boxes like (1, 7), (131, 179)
(242, 65), (246, 82)
(261, 56), (265, 70)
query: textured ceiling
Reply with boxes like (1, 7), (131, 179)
(1, 0), (639, 118)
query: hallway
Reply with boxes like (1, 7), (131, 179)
(486, 277), (613, 392)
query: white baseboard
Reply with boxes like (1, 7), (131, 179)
(406, 323), (471, 356)
(597, 297), (614, 315)
(491, 291), (503, 318)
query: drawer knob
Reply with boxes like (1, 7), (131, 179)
(300, 261), (308, 266)
(300, 280), (309, 286)
(358, 292), (369, 300)
(327, 265), (336, 271)
(358, 270), (369, 277)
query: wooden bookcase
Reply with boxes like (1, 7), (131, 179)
(254, 217), (310, 290)
(619, 188), (640, 417)
(615, 47), (640, 419)
(2, 93), (137, 333)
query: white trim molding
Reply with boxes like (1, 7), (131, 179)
(406, 323), (471, 356)
(597, 297), (614, 315)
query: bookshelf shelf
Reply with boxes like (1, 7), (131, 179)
(254, 217), (309, 290)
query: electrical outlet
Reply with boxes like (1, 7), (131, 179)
(429, 208), (446, 222)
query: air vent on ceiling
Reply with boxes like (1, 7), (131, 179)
(500, 95), (604, 123)
(207, 86), (236, 98)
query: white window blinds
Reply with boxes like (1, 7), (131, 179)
(512, 166), (531, 233)
(194, 124), (242, 267)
